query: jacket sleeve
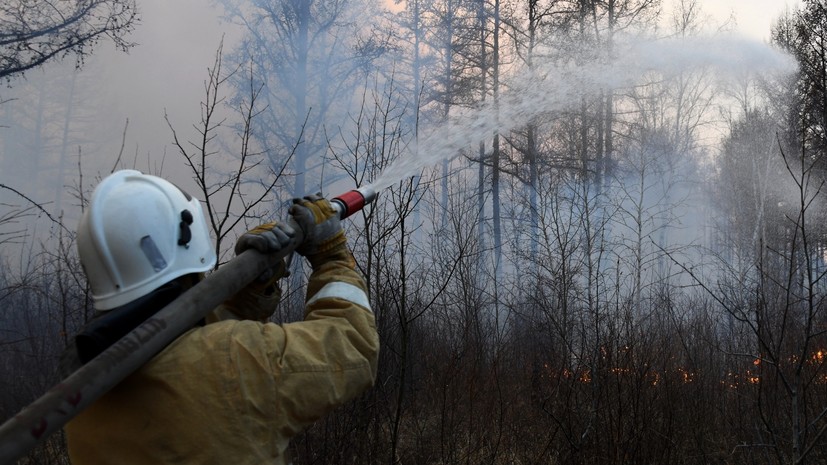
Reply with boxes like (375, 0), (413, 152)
(269, 248), (378, 434)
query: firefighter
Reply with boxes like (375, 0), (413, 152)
(61, 169), (378, 464)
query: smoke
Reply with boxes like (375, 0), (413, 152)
(0, 0), (243, 271)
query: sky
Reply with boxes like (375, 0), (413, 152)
(695, 0), (802, 40)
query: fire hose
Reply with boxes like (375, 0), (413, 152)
(0, 187), (376, 465)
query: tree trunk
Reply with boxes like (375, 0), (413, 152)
(476, 0), (488, 268)
(491, 0), (502, 275)
(293, 0), (311, 197)
(56, 70), (78, 213)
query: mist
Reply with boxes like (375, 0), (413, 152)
(0, 0), (240, 225)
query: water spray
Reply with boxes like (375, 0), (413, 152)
(364, 35), (798, 191)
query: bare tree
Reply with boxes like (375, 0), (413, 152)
(218, 0), (386, 197)
(0, 0), (138, 81)
(165, 42), (292, 265)
(0, 198), (33, 246)
(0, 188), (86, 465)
(688, 104), (827, 463)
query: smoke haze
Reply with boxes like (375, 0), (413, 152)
(0, 0), (804, 257)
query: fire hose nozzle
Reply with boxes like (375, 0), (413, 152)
(331, 186), (377, 219)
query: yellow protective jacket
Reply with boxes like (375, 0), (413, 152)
(65, 252), (378, 465)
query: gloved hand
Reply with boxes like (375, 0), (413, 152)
(289, 193), (348, 268)
(235, 220), (295, 279)
(222, 222), (294, 321)
(235, 221), (296, 256)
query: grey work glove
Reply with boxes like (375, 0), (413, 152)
(222, 222), (295, 321)
(235, 221), (296, 255)
(235, 221), (295, 281)
(288, 193), (348, 268)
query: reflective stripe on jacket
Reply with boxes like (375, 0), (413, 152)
(65, 252), (378, 465)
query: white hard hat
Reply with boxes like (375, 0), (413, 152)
(77, 170), (217, 310)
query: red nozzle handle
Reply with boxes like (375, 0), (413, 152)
(331, 186), (377, 219)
